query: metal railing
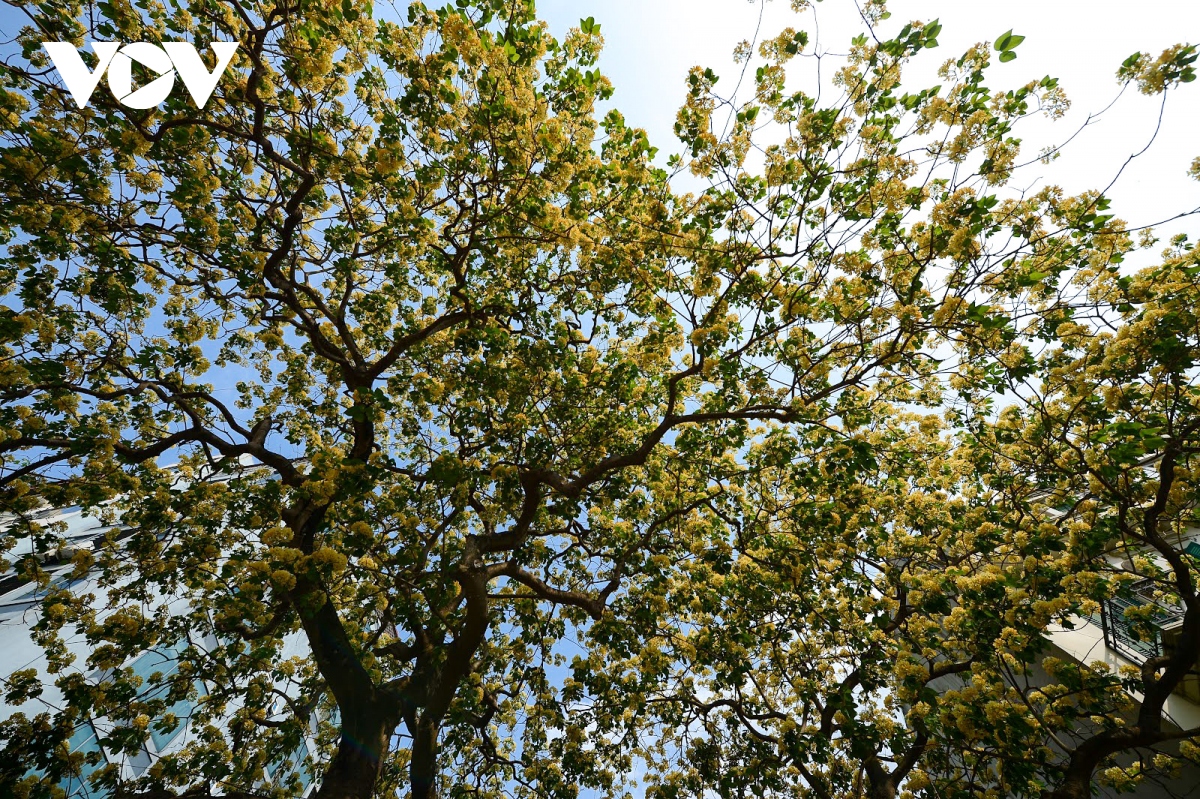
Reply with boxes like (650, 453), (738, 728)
(1095, 580), (1186, 664)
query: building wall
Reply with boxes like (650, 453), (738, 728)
(0, 505), (319, 797)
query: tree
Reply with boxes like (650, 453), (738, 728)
(0, 2), (1195, 799)
(552, 9), (1200, 796)
(532, 7), (1200, 799)
(576, 239), (1200, 799)
(957, 238), (1200, 799)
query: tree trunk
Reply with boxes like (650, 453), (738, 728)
(313, 705), (398, 799)
(409, 716), (441, 799)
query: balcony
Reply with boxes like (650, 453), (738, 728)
(1085, 575), (1200, 707)
(1091, 578), (1185, 664)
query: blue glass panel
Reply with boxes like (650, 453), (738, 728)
(128, 648), (179, 683)
(57, 723), (108, 799)
(267, 739), (312, 791)
(128, 647), (193, 751)
(294, 740), (312, 790)
(147, 687), (192, 751)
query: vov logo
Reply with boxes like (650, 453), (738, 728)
(43, 41), (239, 109)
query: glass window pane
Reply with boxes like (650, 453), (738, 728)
(129, 647), (190, 751)
(58, 723), (107, 799)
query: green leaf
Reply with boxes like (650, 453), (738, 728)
(999, 51), (1017, 63)
(784, 30), (810, 55)
(996, 30), (1024, 53)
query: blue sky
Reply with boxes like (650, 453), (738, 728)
(2, 0), (1196, 230)
(534, 0), (1200, 239)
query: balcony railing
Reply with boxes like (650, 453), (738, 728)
(1093, 579), (1187, 664)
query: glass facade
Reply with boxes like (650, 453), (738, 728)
(128, 647), (195, 751)
(57, 723), (107, 799)
(266, 739), (313, 791)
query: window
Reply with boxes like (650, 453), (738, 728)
(57, 722), (108, 799)
(267, 739), (312, 792)
(127, 646), (197, 752)
(0, 568), (90, 613)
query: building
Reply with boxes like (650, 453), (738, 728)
(1, 496), (321, 797)
(1040, 519), (1200, 797)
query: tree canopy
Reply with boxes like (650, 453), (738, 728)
(0, 1), (1198, 799)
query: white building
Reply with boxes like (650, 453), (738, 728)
(0, 499), (320, 798)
